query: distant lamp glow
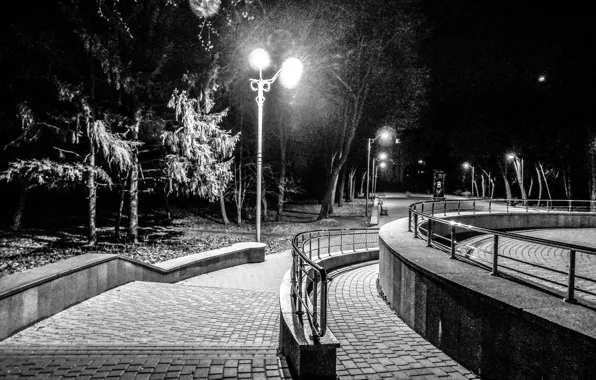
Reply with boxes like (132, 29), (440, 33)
(379, 152), (388, 160)
(380, 131), (390, 140)
(380, 162), (387, 168)
(279, 58), (303, 89)
(418, 160), (424, 165)
(463, 162), (470, 169)
(538, 75), (546, 82)
(507, 154), (515, 160)
(249, 48), (270, 71)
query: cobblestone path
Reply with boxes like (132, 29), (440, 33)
(328, 261), (479, 380)
(0, 276), (290, 379)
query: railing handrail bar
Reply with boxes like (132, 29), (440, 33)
(410, 201), (596, 255)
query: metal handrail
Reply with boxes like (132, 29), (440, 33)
(290, 228), (379, 340)
(408, 199), (596, 304)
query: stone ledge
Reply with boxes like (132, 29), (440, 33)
(279, 248), (378, 380)
(0, 242), (266, 341)
(379, 217), (596, 380)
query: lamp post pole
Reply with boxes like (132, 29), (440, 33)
(471, 165), (475, 197)
(366, 138), (372, 218)
(250, 49), (302, 242)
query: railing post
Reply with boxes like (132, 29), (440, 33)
(458, 200), (461, 215)
(568, 200), (572, 213)
(408, 209), (412, 232)
(422, 203), (425, 214)
(450, 224), (456, 259)
(431, 202), (435, 216)
(297, 258), (303, 315)
(353, 230), (355, 251)
(427, 219), (432, 247)
(340, 230), (343, 253)
(320, 274), (328, 337)
(473, 200), (476, 214)
(489, 200), (492, 213)
(444, 201), (447, 216)
(312, 272), (319, 328)
(490, 235), (499, 276)
(309, 232), (312, 260)
(414, 214), (419, 238)
(327, 232), (330, 256)
(565, 249), (577, 303)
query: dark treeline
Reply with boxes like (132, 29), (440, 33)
(0, 0), (428, 242)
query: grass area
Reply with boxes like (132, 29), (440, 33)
(0, 198), (367, 278)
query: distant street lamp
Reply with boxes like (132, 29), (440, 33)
(366, 132), (390, 218)
(250, 48), (303, 242)
(462, 162), (474, 197)
(373, 161), (388, 196)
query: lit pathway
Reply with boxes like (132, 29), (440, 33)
(329, 261), (478, 380)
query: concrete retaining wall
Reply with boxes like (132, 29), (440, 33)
(279, 249), (378, 380)
(0, 242), (265, 341)
(379, 218), (596, 380)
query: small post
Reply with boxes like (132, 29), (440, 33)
(444, 201), (447, 216)
(490, 235), (499, 276)
(327, 232), (330, 256)
(489, 200), (492, 213)
(422, 203), (425, 214)
(458, 201), (461, 215)
(297, 258), (303, 315)
(450, 225), (456, 259)
(473, 200), (476, 214)
(408, 209), (412, 232)
(312, 272), (319, 326)
(427, 219), (432, 247)
(431, 202), (435, 216)
(340, 230), (343, 253)
(414, 214), (419, 238)
(309, 232), (312, 260)
(565, 249), (577, 303)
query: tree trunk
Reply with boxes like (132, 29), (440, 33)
(498, 161), (512, 201)
(276, 141), (287, 222)
(115, 182), (126, 240)
(164, 191), (171, 222)
(337, 167), (346, 207)
(318, 169), (339, 219)
(128, 121), (140, 244)
(261, 188), (268, 222)
(535, 164), (542, 207)
(513, 159), (527, 203)
(347, 167), (356, 202)
(359, 171), (366, 197)
(538, 162), (553, 207)
(562, 166), (573, 200)
(11, 183), (27, 232)
(220, 188), (230, 225)
(480, 173), (486, 199)
(87, 137), (97, 245)
(589, 137), (596, 211)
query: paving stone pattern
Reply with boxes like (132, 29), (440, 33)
(0, 280), (289, 379)
(329, 262), (479, 380)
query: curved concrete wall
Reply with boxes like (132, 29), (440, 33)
(379, 218), (596, 380)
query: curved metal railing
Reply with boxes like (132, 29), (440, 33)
(408, 198), (596, 305)
(290, 228), (379, 339)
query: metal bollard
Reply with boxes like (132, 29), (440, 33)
(414, 214), (419, 238)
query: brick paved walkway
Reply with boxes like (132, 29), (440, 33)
(0, 253), (292, 379)
(329, 261), (479, 380)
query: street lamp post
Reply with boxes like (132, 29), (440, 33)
(366, 132), (389, 218)
(463, 162), (474, 197)
(374, 161), (387, 195)
(249, 49), (303, 242)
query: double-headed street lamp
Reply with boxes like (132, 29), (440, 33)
(249, 48), (303, 242)
(366, 132), (390, 218)
(462, 162), (474, 197)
